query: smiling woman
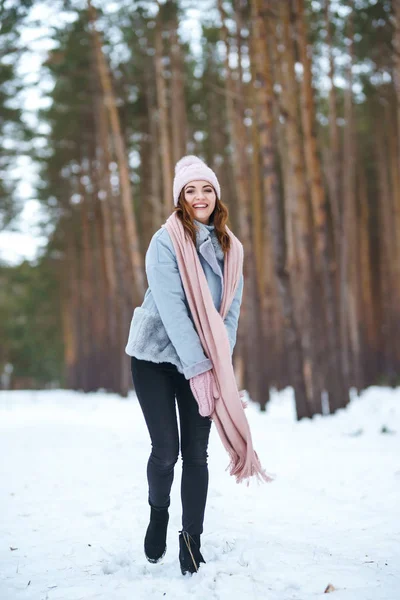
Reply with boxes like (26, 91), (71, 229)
(124, 154), (270, 576)
(183, 181), (216, 225)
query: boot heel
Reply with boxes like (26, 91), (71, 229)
(179, 530), (205, 575)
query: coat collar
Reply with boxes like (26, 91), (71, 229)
(193, 218), (224, 297)
(194, 219), (224, 261)
(194, 218), (215, 247)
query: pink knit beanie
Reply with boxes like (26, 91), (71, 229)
(173, 155), (221, 206)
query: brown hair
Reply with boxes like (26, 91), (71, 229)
(174, 188), (231, 254)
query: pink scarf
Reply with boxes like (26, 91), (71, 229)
(164, 212), (273, 484)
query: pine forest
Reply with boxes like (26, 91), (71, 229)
(1, 0), (399, 419)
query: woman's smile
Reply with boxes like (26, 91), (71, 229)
(183, 180), (217, 224)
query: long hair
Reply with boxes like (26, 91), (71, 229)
(174, 189), (231, 254)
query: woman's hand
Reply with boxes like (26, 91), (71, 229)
(189, 370), (219, 417)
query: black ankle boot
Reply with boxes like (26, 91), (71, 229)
(144, 506), (169, 563)
(179, 531), (206, 575)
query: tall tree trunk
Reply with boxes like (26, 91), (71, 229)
(393, 0), (400, 173)
(387, 103), (400, 321)
(87, 151), (108, 389)
(92, 89), (120, 391)
(145, 67), (163, 232)
(63, 225), (79, 390)
(251, 28), (285, 390)
(78, 174), (94, 392)
(324, 0), (342, 264)
(93, 78), (133, 396)
(382, 102), (400, 372)
(357, 163), (375, 382)
(88, 0), (145, 303)
(293, 0), (348, 410)
(278, 1), (322, 413)
(250, 87), (265, 300)
(341, 0), (362, 390)
(375, 124), (398, 381)
(155, 17), (174, 218)
(218, 0), (270, 408)
(251, 0), (311, 419)
(169, 25), (187, 163)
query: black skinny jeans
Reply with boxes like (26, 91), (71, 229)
(131, 357), (212, 535)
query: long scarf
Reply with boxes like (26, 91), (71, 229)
(164, 212), (273, 484)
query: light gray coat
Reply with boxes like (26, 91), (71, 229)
(125, 219), (244, 379)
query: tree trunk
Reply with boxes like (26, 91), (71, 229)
(145, 67), (163, 232)
(93, 76), (133, 396)
(251, 0), (311, 419)
(357, 163), (376, 382)
(393, 0), (400, 174)
(155, 17), (174, 218)
(341, 0), (362, 391)
(88, 0), (145, 303)
(169, 24), (187, 164)
(324, 0), (342, 263)
(278, 1), (322, 413)
(293, 0), (348, 410)
(63, 226), (79, 390)
(375, 125), (399, 381)
(218, 0), (270, 408)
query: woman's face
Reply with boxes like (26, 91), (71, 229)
(183, 180), (217, 225)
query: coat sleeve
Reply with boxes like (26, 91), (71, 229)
(145, 229), (212, 379)
(223, 272), (244, 355)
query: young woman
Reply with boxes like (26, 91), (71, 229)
(125, 155), (270, 576)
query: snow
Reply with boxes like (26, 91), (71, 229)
(1, 386), (399, 600)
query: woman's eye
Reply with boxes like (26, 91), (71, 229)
(205, 189), (212, 193)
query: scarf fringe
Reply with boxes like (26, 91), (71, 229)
(226, 450), (275, 485)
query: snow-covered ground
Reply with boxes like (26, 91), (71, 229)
(1, 386), (399, 600)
